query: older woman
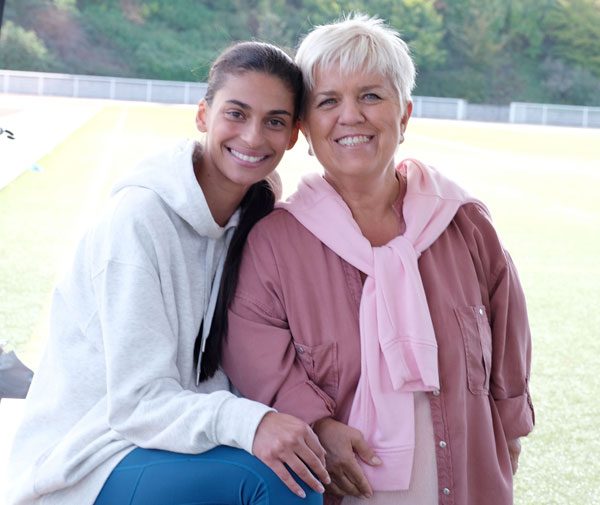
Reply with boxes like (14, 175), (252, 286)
(222, 15), (534, 505)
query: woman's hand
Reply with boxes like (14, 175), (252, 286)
(253, 411), (330, 498)
(507, 438), (521, 475)
(313, 417), (380, 498)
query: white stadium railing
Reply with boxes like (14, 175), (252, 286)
(1, 69), (598, 127)
(1, 69), (207, 105)
(509, 101), (600, 128)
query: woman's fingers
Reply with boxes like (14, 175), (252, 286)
(324, 480), (347, 496)
(267, 460), (310, 498)
(253, 412), (330, 495)
(324, 450), (372, 497)
(303, 426), (328, 473)
(329, 470), (365, 497)
(293, 443), (329, 487)
(507, 438), (521, 475)
(312, 417), (374, 498)
(284, 452), (326, 494)
(353, 433), (382, 467)
(338, 458), (373, 497)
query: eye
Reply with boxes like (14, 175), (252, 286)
(225, 110), (245, 120)
(362, 93), (381, 102)
(317, 97), (336, 108)
(266, 118), (286, 128)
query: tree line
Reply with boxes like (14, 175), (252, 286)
(1, 0), (599, 106)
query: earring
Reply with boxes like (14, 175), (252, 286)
(308, 146), (314, 156)
(398, 134), (404, 144)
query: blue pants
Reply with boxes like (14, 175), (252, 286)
(94, 446), (323, 505)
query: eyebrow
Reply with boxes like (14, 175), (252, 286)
(314, 84), (384, 97)
(225, 99), (292, 116)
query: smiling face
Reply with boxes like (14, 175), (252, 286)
(196, 70), (298, 192)
(302, 65), (411, 187)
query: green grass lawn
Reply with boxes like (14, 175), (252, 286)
(0, 104), (200, 361)
(1, 104), (599, 504)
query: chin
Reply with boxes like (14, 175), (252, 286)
(230, 171), (271, 189)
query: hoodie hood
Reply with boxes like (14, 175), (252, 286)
(111, 139), (239, 239)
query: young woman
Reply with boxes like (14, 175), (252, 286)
(6, 42), (329, 505)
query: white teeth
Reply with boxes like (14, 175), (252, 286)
(230, 148), (267, 163)
(337, 135), (371, 146)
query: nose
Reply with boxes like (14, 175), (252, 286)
(338, 99), (365, 125)
(240, 119), (263, 147)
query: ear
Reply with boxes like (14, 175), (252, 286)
(401, 100), (413, 134)
(196, 99), (209, 133)
(299, 123), (314, 156)
(287, 121), (300, 150)
(299, 122), (308, 140)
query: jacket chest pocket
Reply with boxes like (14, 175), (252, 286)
(293, 341), (339, 400)
(454, 305), (492, 395)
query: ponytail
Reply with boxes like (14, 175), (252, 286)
(196, 177), (279, 381)
(192, 41), (302, 381)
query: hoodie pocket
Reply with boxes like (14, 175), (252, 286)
(454, 305), (492, 395)
(293, 341), (339, 400)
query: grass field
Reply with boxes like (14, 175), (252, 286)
(1, 98), (599, 504)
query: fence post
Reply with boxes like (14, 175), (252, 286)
(582, 107), (589, 128)
(414, 97), (422, 118)
(541, 104), (548, 125)
(37, 75), (44, 96)
(457, 99), (467, 120)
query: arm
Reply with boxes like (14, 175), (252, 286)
(95, 258), (268, 453)
(222, 225), (335, 424)
(488, 249), (535, 440)
(222, 221), (374, 496)
(94, 213), (329, 496)
(467, 205), (534, 468)
(489, 253), (533, 475)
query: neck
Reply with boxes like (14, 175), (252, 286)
(324, 165), (400, 220)
(324, 164), (403, 247)
(193, 148), (248, 227)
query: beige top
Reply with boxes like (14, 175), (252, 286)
(341, 392), (438, 505)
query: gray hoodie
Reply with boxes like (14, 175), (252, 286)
(6, 139), (273, 505)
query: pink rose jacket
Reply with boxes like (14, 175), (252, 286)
(222, 161), (534, 505)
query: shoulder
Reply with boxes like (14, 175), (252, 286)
(247, 207), (317, 245)
(102, 186), (175, 238)
(89, 187), (179, 267)
(111, 186), (169, 219)
(240, 208), (328, 279)
(455, 201), (493, 227)
(452, 202), (511, 284)
(453, 202), (502, 249)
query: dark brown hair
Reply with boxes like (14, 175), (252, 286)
(196, 42), (303, 381)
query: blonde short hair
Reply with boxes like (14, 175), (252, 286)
(295, 13), (416, 114)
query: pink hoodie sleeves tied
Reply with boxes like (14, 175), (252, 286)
(373, 238), (439, 391)
(277, 159), (485, 490)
